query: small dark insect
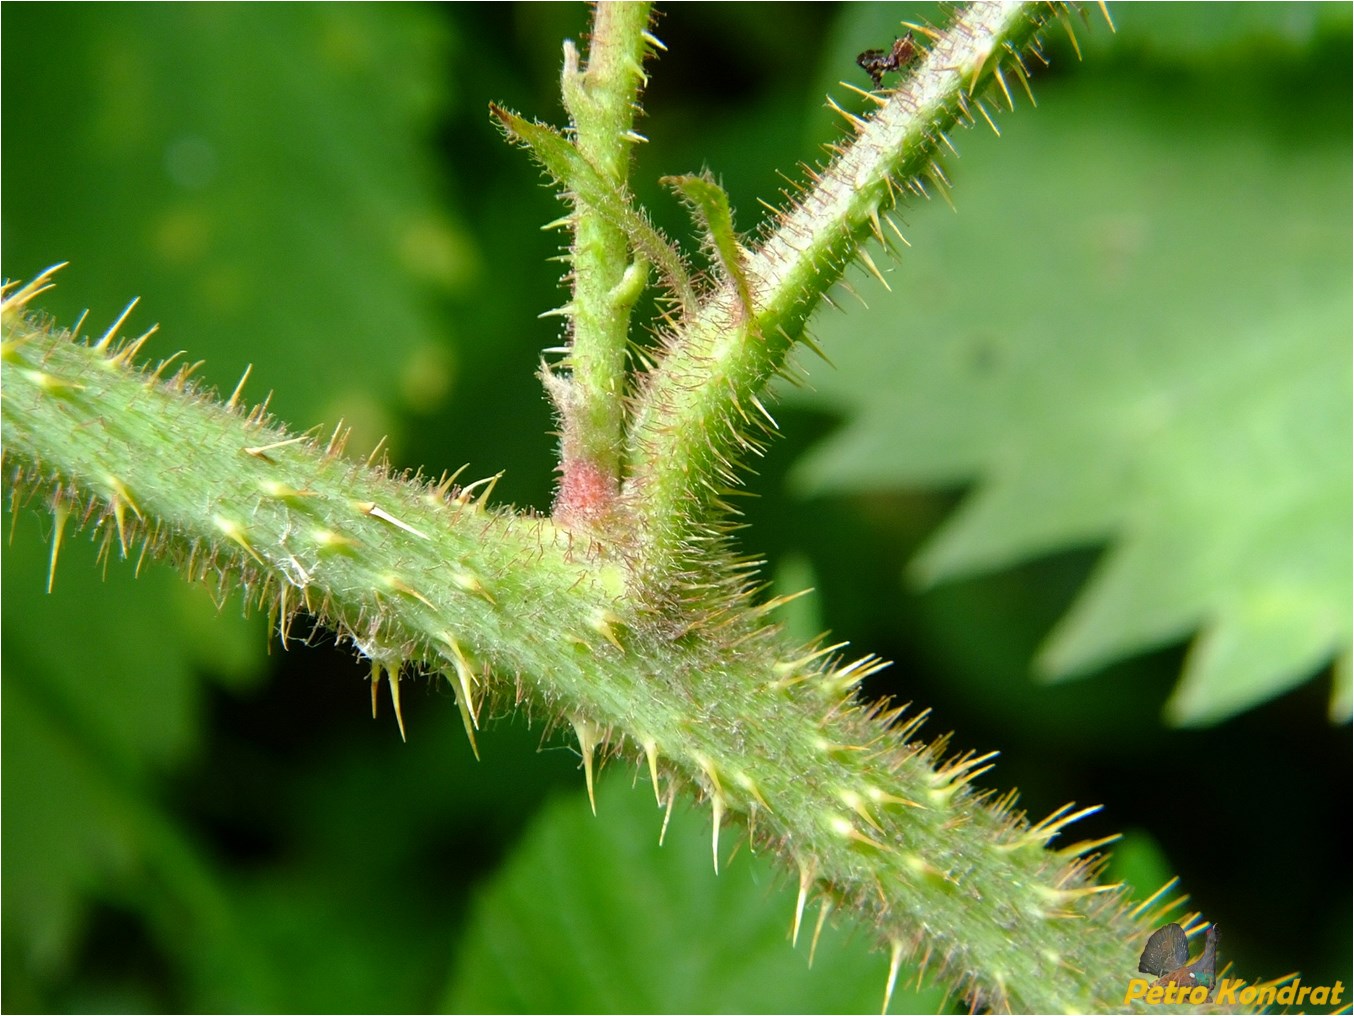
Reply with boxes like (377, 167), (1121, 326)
(856, 33), (918, 88)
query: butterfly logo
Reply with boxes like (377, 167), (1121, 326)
(1138, 923), (1221, 998)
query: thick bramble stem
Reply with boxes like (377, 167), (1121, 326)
(2, 4), (1201, 1011)
(5, 277), (1165, 1014)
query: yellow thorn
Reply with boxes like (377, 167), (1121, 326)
(1029, 803), (1102, 843)
(938, 750), (1000, 786)
(2, 264), (67, 317)
(735, 771), (771, 812)
(0, 327), (35, 361)
(227, 364), (253, 410)
(147, 350), (186, 385)
(695, 754), (723, 797)
(839, 79), (889, 107)
(967, 41), (993, 96)
(882, 939), (904, 1015)
(792, 861), (814, 946)
(993, 65), (1016, 111)
(245, 432), (313, 461)
(356, 501), (431, 541)
(900, 19), (941, 42)
(571, 717), (600, 815)
(434, 464), (470, 500)
(808, 900), (832, 967)
(214, 516), (264, 565)
(451, 569), (496, 604)
(622, 56), (648, 87)
(26, 370), (86, 398)
(867, 785), (924, 811)
(824, 95), (866, 132)
(1098, 1), (1116, 32)
(903, 852), (953, 886)
(276, 585), (293, 649)
(439, 633), (481, 729)
(882, 171), (900, 204)
(388, 667), (407, 742)
(1129, 877), (1180, 920)
(846, 824), (891, 852)
(836, 789), (876, 832)
(454, 472), (501, 507)
(105, 477), (142, 556)
(659, 787), (676, 846)
(1009, 58), (1038, 107)
(641, 29), (666, 51)
(92, 296), (140, 353)
(108, 331), (153, 369)
(446, 665), (480, 760)
(170, 358), (205, 389)
(1038, 881), (1122, 906)
(1056, 834), (1121, 859)
(643, 739), (662, 806)
(590, 609), (624, 651)
(837, 279), (867, 310)
(385, 575), (435, 609)
(779, 644), (839, 685)
(749, 394), (778, 429)
(454, 639), (482, 726)
(438, 636), (482, 758)
(858, 250), (891, 292)
(754, 587), (813, 618)
(259, 480), (317, 501)
(46, 502), (69, 594)
(710, 792), (724, 874)
(312, 527), (360, 553)
(365, 434), (388, 468)
(324, 419), (349, 459)
(975, 98), (1001, 136)
(134, 535), (154, 579)
(475, 471), (504, 508)
(370, 662), (382, 719)
(928, 165), (957, 213)
(867, 207), (886, 244)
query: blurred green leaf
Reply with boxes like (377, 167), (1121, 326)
(1084, 2), (1353, 63)
(789, 48), (1351, 725)
(2, 4), (471, 432)
(444, 776), (946, 1014)
(0, 519), (248, 980)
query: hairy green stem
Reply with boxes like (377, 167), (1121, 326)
(552, 0), (655, 514)
(4, 289), (1162, 1013)
(2, 4), (1211, 1011)
(623, 2), (1057, 587)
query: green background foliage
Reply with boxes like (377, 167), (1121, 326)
(3, 4), (1349, 1011)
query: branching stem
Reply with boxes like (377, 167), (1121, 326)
(553, 1), (655, 516)
(0, 5), (1186, 1012)
(623, 2), (1047, 586)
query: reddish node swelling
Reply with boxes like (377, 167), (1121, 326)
(554, 457), (617, 526)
